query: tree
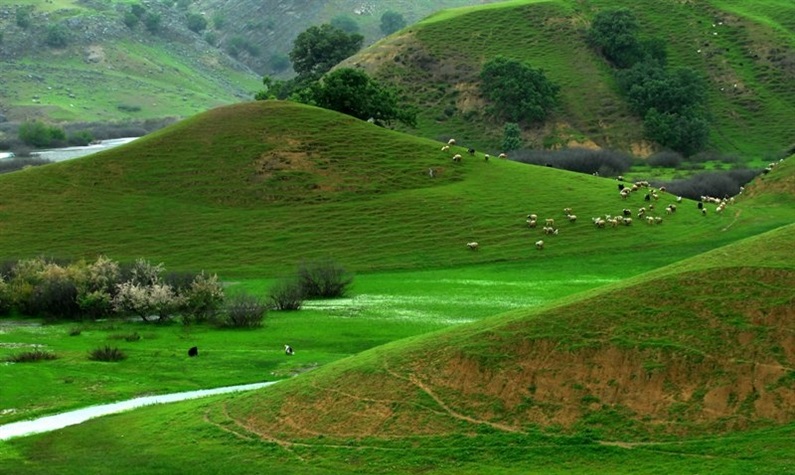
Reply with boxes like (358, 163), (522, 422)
(587, 8), (643, 69)
(18, 121), (65, 148)
(143, 12), (162, 33)
(380, 11), (407, 36)
(46, 24), (69, 48)
(307, 68), (417, 127)
(644, 108), (709, 156)
(330, 15), (359, 34)
(480, 56), (560, 123)
(502, 122), (522, 151)
(186, 13), (207, 33)
(289, 24), (363, 78)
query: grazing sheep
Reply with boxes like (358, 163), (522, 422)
(563, 207), (573, 216)
(448, 138), (456, 146)
(452, 154), (462, 162)
(665, 205), (674, 215)
(646, 216), (655, 225)
(428, 168), (435, 178)
(527, 219), (537, 228)
(701, 208), (707, 216)
(284, 345), (294, 355)
(441, 145), (450, 152)
(545, 218), (555, 227)
(593, 218), (606, 228)
(527, 213), (538, 221)
(498, 153), (508, 159)
(484, 154), (490, 161)
(618, 183), (625, 191)
(535, 240), (544, 250)
(188, 346), (198, 357)
(623, 217), (633, 226)
(676, 196), (683, 203)
(623, 208), (632, 217)
(644, 193), (651, 201)
(698, 201), (704, 210)
(617, 175), (625, 181)
(467, 241), (479, 250)
(655, 216), (663, 224)
(468, 148), (476, 155)
(567, 214), (577, 223)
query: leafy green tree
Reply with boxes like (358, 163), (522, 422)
(587, 8), (643, 69)
(18, 121), (65, 148)
(16, 6), (32, 29)
(644, 108), (710, 156)
(330, 15), (359, 34)
(186, 13), (207, 33)
(306, 68), (416, 127)
(502, 122), (522, 151)
(480, 56), (560, 123)
(212, 12), (225, 30)
(289, 24), (363, 78)
(46, 24), (69, 48)
(143, 12), (162, 33)
(123, 12), (139, 28)
(130, 3), (146, 18)
(380, 11), (407, 35)
(269, 53), (290, 72)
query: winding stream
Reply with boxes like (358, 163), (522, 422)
(0, 381), (276, 441)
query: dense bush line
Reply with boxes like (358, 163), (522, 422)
(511, 148), (634, 176)
(652, 169), (762, 200)
(0, 256), (224, 323)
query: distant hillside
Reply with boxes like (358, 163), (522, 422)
(0, 0), (260, 127)
(0, 0), (502, 129)
(340, 0), (795, 158)
(228, 221), (795, 440)
(0, 100), (790, 277)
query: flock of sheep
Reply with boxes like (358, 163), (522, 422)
(443, 139), (772, 254)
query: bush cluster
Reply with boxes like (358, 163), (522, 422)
(511, 148), (634, 176)
(217, 294), (266, 328)
(653, 169), (762, 200)
(1, 256), (224, 323)
(267, 259), (353, 312)
(89, 345), (127, 362)
(5, 349), (57, 363)
(480, 56), (560, 124)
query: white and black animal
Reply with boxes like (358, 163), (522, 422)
(284, 345), (294, 356)
(467, 241), (479, 250)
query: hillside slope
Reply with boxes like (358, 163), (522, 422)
(1, 100), (790, 277)
(341, 0), (795, 157)
(227, 221), (795, 441)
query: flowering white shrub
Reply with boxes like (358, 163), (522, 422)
(182, 272), (225, 323)
(113, 281), (184, 322)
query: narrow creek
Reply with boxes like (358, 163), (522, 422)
(0, 381), (276, 441)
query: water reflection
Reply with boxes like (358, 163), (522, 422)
(0, 381), (275, 441)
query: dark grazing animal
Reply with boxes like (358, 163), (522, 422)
(188, 346), (198, 357)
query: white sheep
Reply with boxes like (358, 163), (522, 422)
(527, 213), (538, 221)
(466, 242), (479, 250)
(527, 219), (537, 228)
(452, 154), (462, 162)
(567, 215), (577, 223)
(484, 154), (490, 162)
(535, 240), (544, 250)
(448, 138), (456, 146)
(498, 153), (508, 159)
(545, 218), (555, 226)
(441, 145), (450, 152)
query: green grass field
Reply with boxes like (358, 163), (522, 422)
(0, 95), (793, 473)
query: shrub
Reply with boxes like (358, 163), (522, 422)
(6, 349), (57, 363)
(18, 121), (66, 148)
(67, 130), (94, 146)
(502, 122), (522, 151)
(143, 12), (161, 33)
(29, 272), (80, 320)
(68, 327), (82, 336)
(123, 11), (139, 28)
(218, 293), (266, 328)
(212, 12), (225, 30)
(587, 8), (642, 69)
(297, 259), (353, 299)
(511, 148), (633, 176)
(0, 157), (53, 174)
(186, 13), (208, 33)
(204, 31), (217, 46)
(113, 281), (182, 322)
(0, 277), (10, 315)
(182, 272), (225, 323)
(268, 278), (304, 311)
(653, 169), (762, 200)
(75, 256), (121, 319)
(16, 6), (32, 29)
(46, 24), (69, 48)
(380, 11), (407, 36)
(647, 150), (683, 168)
(331, 15), (359, 34)
(89, 345), (127, 362)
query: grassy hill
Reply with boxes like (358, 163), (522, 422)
(2, 206), (792, 474)
(0, 0), (260, 125)
(1, 100), (789, 277)
(342, 0), (795, 158)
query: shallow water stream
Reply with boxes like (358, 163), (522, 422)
(0, 381), (276, 441)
